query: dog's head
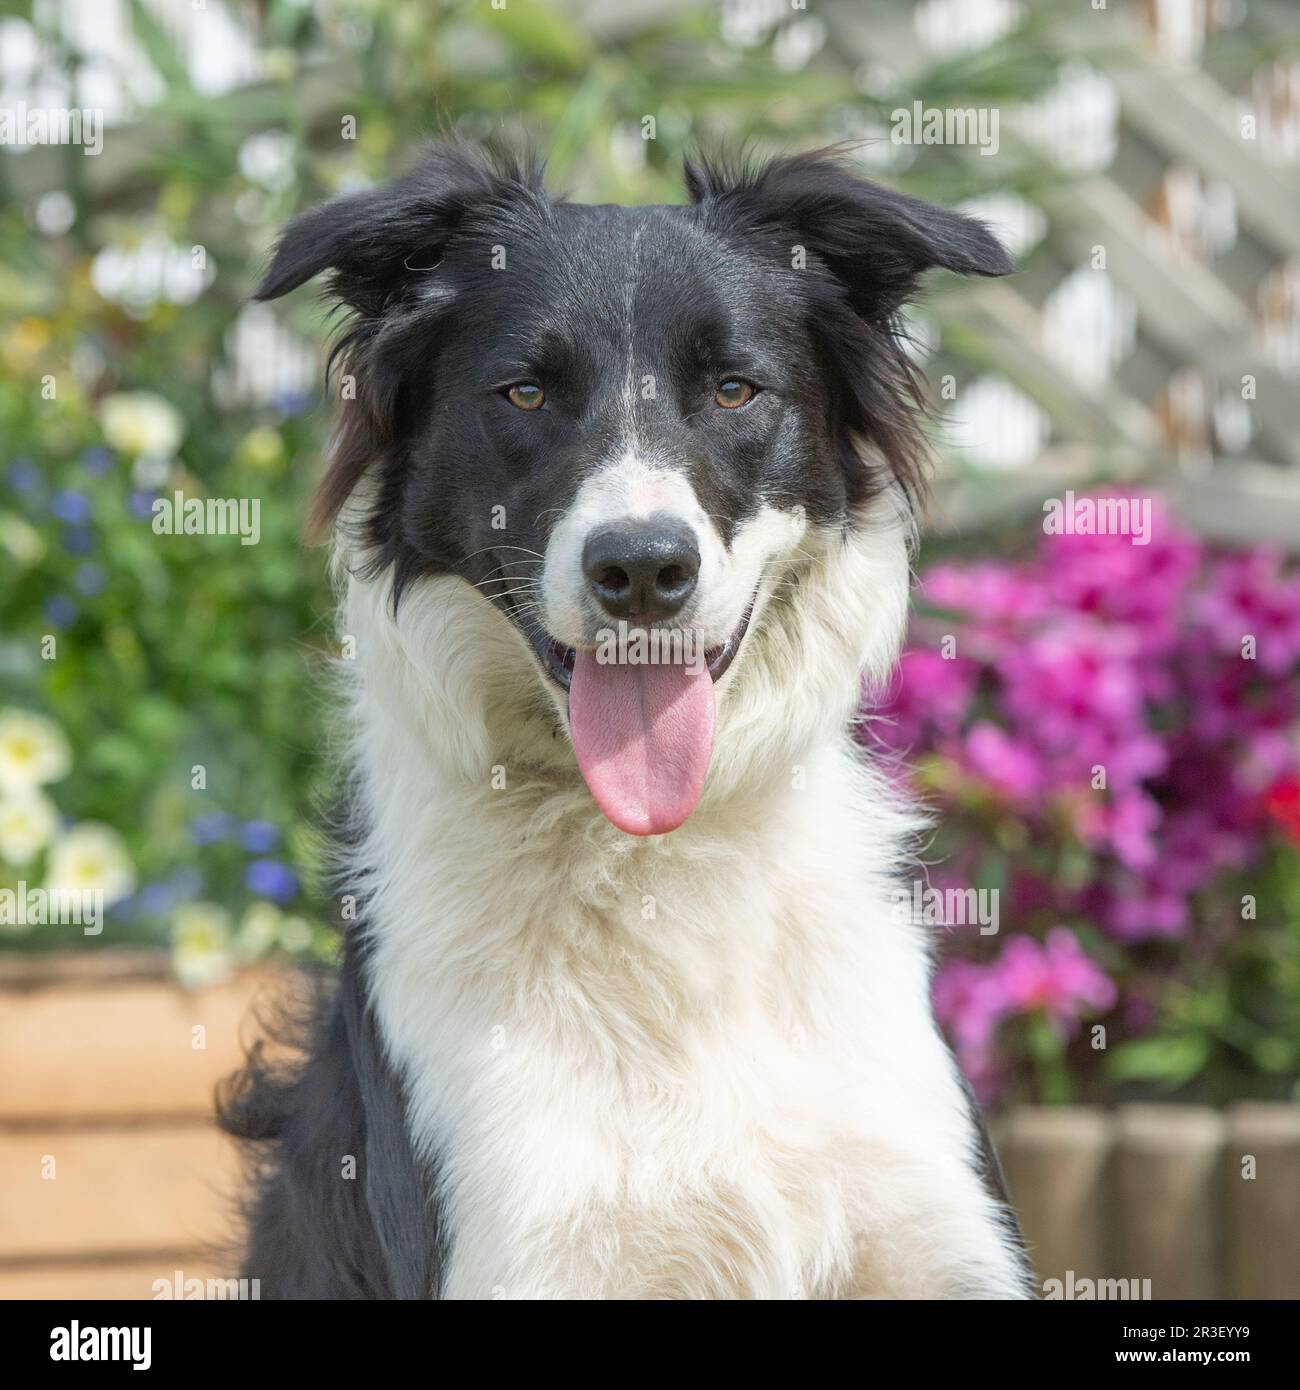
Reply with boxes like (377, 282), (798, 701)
(258, 144), (1009, 835)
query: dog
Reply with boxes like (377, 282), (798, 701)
(219, 144), (1031, 1299)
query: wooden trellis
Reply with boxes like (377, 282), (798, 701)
(818, 0), (1300, 543)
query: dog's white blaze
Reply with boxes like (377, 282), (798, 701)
(339, 488), (1031, 1299)
(542, 450), (811, 666)
(542, 452), (713, 646)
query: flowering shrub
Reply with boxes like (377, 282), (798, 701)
(0, 708), (135, 915)
(0, 380), (335, 982)
(874, 494), (1300, 1105)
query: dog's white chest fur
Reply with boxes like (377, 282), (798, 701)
(344, 511), (1028, 1299)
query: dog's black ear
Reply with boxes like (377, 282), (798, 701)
(686, 150), (1011, 511)
(685, 148), (1011, 319)
(255, 143), (545, 316)
(258, 144), (546, 538)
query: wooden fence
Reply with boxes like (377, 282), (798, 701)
(0, 953), (260, 1299)
(0, 952), (1296, 1299)
(994, 1103), (1300, 1299)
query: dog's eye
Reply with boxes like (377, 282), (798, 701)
(715, 380), (756, 409)
(505, 382), (545, 411)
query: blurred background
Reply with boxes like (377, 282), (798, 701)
(1, 0), (1298, 1299)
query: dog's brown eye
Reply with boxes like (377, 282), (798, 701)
(715, 380), (755, 409)
(506, 382), (545, 411)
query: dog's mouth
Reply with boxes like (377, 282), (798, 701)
(523, 605), (755, 838)
(527, 606), (752, 695)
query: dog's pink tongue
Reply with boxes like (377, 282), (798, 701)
(569, 648), (715, 836)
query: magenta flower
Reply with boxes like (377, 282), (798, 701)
(991, 929), (1117, 1028)
(1195, 549), (1300, 676)
(876, 488), (1300, 1099)
(1076, 787), (1161, 873)
(921, 561), (1045, 629)
(962, 722), (1043, 803)
(934, 929), (1117, 1101)
(880, 647), (979, 750)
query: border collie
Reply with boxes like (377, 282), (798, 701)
(220, 144), (1031, 1299)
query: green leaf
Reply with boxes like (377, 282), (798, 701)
(1109, 1036), (1211, 1087)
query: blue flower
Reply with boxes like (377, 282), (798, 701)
(80, 446), (115, 476)
(43, 595), (77, 628)
(107, 893), (139, 922)
(189, 811), (233, 845)
(240, 819), (280, 853)
(50, 489), (93, 525)
(7, 458), (41, 493)
(245, 857), (298, 903)
(136, 881), (174, 917)
(73, 563), (106, 596)
(273, 389), (310, 418)
(128, 489), (158, 520)
(63, 526), (95, 556)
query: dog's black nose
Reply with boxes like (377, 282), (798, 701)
(583, 518), (700, 622)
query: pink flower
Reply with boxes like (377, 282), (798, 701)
(992, 929), (1117, 1027)
(933, 959), (1004, 1052)
(934, 930), (1116, 1101)
(1095, 873), (1190, 943)
(880, 647), (979, 750)
(1195, 549), (1300, 676)
(932, 959), (1009, 1103)
(921, 562), (1044, 629)
(1076, 788), (1162, 872)
(884, 495), (1300, 1100)
(1042, 493), (1200, 657)
(962, 721), (1042, 802)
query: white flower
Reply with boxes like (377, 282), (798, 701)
(277, 914), (314, 954)
(0, 709), (71, 792)
(0, 790), (59, 866)
(98, 391), (184, 459)
(238, 131), (294, 191)
(45, 822), (135, 907)
(0, 514), (45, 568)
(235, 900), (282, 961)
(172, 902), (234, 990)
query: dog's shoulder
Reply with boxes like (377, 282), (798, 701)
(217, 939), (441, 1298)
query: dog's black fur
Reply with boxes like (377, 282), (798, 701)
(219, 932), (441, 1297)
(218, 144), (1018, 1298)
(253, 144), (1008, 618)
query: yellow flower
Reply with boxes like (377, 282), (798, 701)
(0, 709), (72, 791)
(234, 426), (285, 474)
(172, 902), (234, 990)
(13, 317), (51, 356)
(45, 822), (135, 907)
(98, 391), (184, 458)
(0, 790), (59, 866)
